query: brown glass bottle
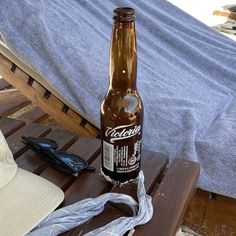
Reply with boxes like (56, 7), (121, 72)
(100, 8), (143, 185)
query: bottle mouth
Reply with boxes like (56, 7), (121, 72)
(113, 7), (135, 22)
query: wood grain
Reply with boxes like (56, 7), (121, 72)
(18, 106), (48, 123)
(0, 117), (25, 137)
(6, 123), (51, 157)
(0, 88), (26, 103)
(213, 10), (236, 20)
(0, 78), (11, 90)
(0, 53), (99, 137)
(0, 98), (31, 116)
(184, 189), (236, 236)
(135, 158), (200, 236)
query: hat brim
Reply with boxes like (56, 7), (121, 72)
(0, 167), (64, 236)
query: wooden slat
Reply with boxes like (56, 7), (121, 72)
(0, 78), (11, 90)
(0, 117), (25, 137)
(16, 129), (78, 173)
(213, 10), (236, 20)
(6, 123), (51, 158)
(0, 88), (26, 103)
(31, 82), (64, 112)
(84, 122), (100, 138)
(135, 158), (200, 236)
(0, 99), (31, 116)
(40, 137), (101, 191)
(70, 151), (168, 235)
(74, 203), (129, 236)
(0, 53), (99, 137)
(18, 106), (48, 123)
(63, 156), (109, 204)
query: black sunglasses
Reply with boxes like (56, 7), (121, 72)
(21, 136), (95, 177)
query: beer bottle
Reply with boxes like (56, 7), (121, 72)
(100, 7), (143, 184)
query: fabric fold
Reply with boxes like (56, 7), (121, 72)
(28, 171), (153, 236)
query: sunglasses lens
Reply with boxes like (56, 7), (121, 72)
(49, 150), (95, 175)
(22, 136), (58, 149)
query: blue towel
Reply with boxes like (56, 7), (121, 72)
(0, 0), (236, 198)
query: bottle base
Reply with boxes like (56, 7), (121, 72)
(100, 168), (139, 186)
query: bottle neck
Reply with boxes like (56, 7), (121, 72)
(109, 21), (137, 92)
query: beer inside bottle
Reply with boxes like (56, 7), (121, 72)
(100, 7), (143, 184)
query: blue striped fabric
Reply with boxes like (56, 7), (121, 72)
(28, 171), (153, 236)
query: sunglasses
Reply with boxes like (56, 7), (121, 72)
(21, 136), (95, 177)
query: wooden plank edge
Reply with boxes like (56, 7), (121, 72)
(0, 88), (26, 103)
(70, 152), (169, 235)
(213, 10), (236, 20)
(0, 117), (26, 138)
(0, 53), (99, 137)
(135, 158), (200, 236)
(0, 78), (12, 90)
(1, 100), (31, 116)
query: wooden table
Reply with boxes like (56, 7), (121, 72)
(0, 117), (200, 236)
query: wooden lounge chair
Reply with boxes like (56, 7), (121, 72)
(0, 104), (200, 236)
(0, 41), (100, 138)
(0, 26), (204, 236)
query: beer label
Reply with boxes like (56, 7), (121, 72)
(105, 124), (141, 143)
(102, 123), (142, 173)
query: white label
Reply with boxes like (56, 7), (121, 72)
(105, 123), (141, 143)
(103, 141), (114, 171)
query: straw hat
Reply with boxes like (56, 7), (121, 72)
(0, 130), (64, 235)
